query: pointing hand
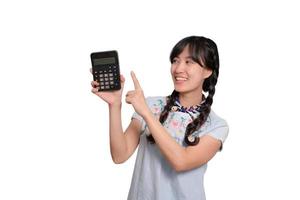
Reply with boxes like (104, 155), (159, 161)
(125, 71), (149, 117)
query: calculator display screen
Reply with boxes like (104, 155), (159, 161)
(93, 57), (116, 66)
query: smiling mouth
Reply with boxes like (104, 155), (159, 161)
(175, 77), (188, 81)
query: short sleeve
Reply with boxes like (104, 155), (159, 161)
(131, 111), (146, 133)
(193, 111), (229, 150)
(206, 121), (229, 144)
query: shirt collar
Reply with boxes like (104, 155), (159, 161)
(171, 96), (205, 114)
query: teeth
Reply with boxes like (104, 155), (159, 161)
(175, 77), (188, 81)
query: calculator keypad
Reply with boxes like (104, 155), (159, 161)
(93, 65), (120, 91)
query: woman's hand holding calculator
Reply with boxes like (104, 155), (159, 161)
(91, 72), (125, 106)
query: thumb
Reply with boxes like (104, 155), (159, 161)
(120, 74), (125, 88)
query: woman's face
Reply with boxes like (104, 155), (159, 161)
(170, 46), (212, 94)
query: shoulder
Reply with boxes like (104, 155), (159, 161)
(145, 96), (167, 104)
(145, 96), (167, 107)
(207, 110), (229, 128)
(196, 109), (229, 143)
(145, 96), (167, 115)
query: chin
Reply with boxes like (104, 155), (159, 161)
(174, 86), (188, 93)
(174, 84), (202, 95)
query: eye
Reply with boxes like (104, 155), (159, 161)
(172, 58), (180, 64)
(186, 59), (196, 65)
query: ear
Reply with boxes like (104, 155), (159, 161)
(203, 68), (213, 79)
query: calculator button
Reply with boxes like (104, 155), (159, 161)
(92, 58), (120, 90)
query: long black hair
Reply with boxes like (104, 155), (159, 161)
(147, 36), (220, 146)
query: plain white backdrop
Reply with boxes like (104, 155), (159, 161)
(1, 0), (299, 199)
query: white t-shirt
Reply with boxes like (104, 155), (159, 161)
(128, 96), (229, 200)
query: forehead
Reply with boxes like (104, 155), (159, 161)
(176, 47), (192, 58)
(174, 45), (205, 67)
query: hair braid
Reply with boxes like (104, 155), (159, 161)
(184, 76), (217, 145)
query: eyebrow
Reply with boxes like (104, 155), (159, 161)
(175, 56), (193, 59)
(182, 56), (194, 60)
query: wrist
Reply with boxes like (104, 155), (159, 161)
(109, 102), (122, 109)
(142, 108), (154, 120)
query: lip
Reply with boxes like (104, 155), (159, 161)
(174, 75), (188, 80)
(174, 77), (188, 85)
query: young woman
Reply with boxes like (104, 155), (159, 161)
(91, 36), (229, 200)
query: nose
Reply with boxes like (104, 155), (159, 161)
(174, 61), (186, 73)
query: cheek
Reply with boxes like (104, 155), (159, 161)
(170, 65), (175, 74)
(189, 69), (205, 82)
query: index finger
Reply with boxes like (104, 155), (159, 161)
(131, 71), (142, 89)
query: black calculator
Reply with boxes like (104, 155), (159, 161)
(90, 50), (121, 91)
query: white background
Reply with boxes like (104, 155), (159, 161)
(1, 0), (299, 199)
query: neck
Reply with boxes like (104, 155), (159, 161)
(178, 92), (203, 108)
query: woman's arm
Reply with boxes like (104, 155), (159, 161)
(143, 111), (221, 172)
(91, 73), (141, 164)
(108, 103), (141, 164)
